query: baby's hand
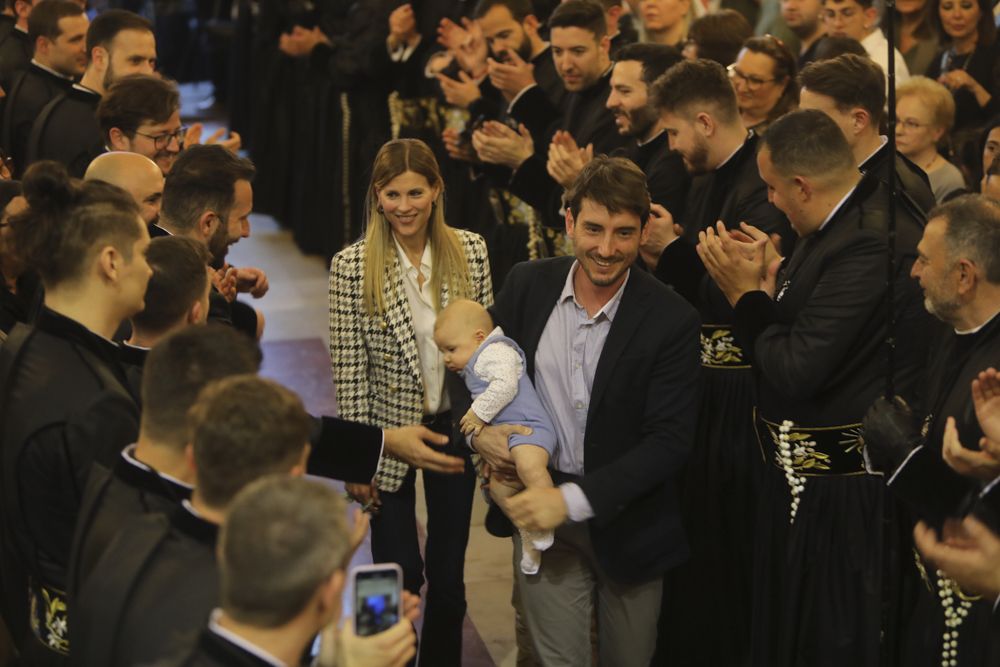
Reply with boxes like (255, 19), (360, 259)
(461, 409), (486, 436)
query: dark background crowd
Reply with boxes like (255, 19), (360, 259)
(1, 0), (1000, 666)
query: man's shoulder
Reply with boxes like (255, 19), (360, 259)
(626, 268), (699, 326)
(506, 256), (573, 287)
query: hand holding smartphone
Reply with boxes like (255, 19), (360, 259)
(352, 563), (404, 636)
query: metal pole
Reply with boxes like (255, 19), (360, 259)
(885, 0), (897, 400)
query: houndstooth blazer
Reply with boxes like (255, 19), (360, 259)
(328, 229), (493, 491)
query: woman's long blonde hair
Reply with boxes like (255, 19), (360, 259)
(362, 139), (472, 315)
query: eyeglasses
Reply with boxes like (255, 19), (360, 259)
(727, 64), (777, 90)
(896, 118), (930, 131)
(133, 126), (187, 150)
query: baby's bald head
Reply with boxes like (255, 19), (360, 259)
(434, 299), (494, 372)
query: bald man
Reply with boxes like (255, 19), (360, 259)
(84, 151), (165, 232)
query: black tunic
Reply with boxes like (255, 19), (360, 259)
(0, 26), (31, 91)
(732, 173), (933, 667)
(860, 141), (937, 216)
(28, 85), (104, 178)
(613, 130), (690, 223)
(158, 628), (283, 667)
(0, 307), (139, 652)
(889, 314), (1000, 667)
(71, 505), (219, 667)
(67, 446), (192, 607)
(651, 132), (788, 667)
(506, 69), (629, 229)
(1, 63), (74, 176)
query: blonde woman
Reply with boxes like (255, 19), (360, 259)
(896, 76), (968, 202)
(328, 138), (492, 665)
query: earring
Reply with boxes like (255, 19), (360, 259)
(377, 204), (384, 215)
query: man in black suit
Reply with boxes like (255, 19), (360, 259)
(28, 9), (156, 177)
(472, 0), (630, 233)
(799, 53), (936, 215)
(1, 0), (85, 175)
(470, 156), (701, 665)
(70, 375), (315, 666)
(161, 476), (419, 667)
(0, 0), (34, 89)
(698, 109), (931, 666)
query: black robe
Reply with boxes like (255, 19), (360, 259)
(0, 307), (139, 653)
(732, 173), (933, 667)
(506, 68), (629, 230)
(889, 314), (1000, 667)
(652, 132), (788, 667)
(1, 63), (74, 176)
(162, 628), (285, 667)
(0, 26), (30, 91)
(67, 446), (192, 608)
(71, 506), (219, 667)
(614, 131), (689, 221)
(860, 141), (937, 216)
(28, 85), (104, 178)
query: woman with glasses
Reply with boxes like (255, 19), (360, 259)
(328, 138), (491, 666)
(728, 36), (799, 132)
(896, 76), (968, 202)
(926, 0), (999, 134)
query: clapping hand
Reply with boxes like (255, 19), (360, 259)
(388, 4), (420, 51)
(437, 17), (487, 76)
(184, 123), (242, 153)
(697, 221), (781, 305)
(639, 203), (682, 269)
(279, 25), (331, 57)
(487, 48), (536, 100)
(436, 70), (481, 108)
(914, 516), (1000, 598)
(546, 130), (592, 188)
(471, 120), (533, 169)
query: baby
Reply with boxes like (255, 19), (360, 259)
(433, 299), (558, 575)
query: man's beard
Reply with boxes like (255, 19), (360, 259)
(683, 136), (712, 174)
(208, 223), (230, 269)
(624, 106), (659, 140)
(103, 60), (117, 91)
(787, 16), (820, 39)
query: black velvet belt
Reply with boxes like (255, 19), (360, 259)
(700, 324), (751, 369)
(755, 413), (868, 476)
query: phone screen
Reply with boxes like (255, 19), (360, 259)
(354, 568), (401, 636)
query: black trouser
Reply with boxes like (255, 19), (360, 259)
(368, 413), (475, 667)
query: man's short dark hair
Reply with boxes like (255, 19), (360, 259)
(472, 0), (534, 22)
(686, 10), (753, 66)
(799, 54), (885, 126)
(85, 9), (152, 55)
(97, 74), (180, 141)
(221, 477), (351, 628)
(161, 145), (256, 232)
(12, 161), (143, 287)
(27, 0), (84, 43)
(565, 155), (650, 226)
(822, 0), (874, 8)
(190, 376), (312, 509)
(131, 236), (211, 335)
(811, 36), (868, 61)
(141, 324), (261, 448)
(614, 42), (683, 86)
(929, 194), (1000, 284)
(761, 108), (856, 179)
(548, 0), (606, 40)
(650, 58), (740, 125)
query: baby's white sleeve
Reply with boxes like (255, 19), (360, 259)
(470, 342), (523, 423)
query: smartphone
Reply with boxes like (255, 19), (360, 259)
(351, 563), (403, 637)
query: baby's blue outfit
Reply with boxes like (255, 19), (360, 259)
(462, 333), (558, 455)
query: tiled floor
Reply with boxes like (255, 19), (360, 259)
(231, 215), (519, 666)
